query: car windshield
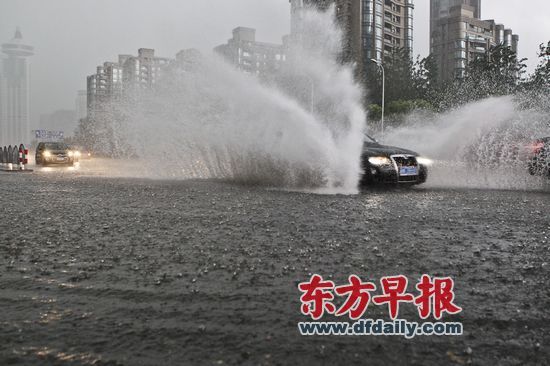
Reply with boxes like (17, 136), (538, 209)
(44, 142), (69, 150)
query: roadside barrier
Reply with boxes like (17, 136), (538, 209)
(0, 144), (32, 172)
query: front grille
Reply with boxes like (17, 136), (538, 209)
(392, 155), (417, 167)
(392, 155), (419, 183)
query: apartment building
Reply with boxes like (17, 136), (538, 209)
(430, 0), (519, 80)
(290, 0), (414, 75)
(214, 27), (288, 76)
(86, 49), (171, 119)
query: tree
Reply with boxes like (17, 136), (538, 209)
(74, 117), (96, 151)
(519, 41), (550, 112)
(433, 45), (527, 110)
(531, 41), (550, 88)
(412, 54), (439, 101)
(466, 44), (527, 97)
(366, 48), (415, 108)
(366, 50), (435, 123)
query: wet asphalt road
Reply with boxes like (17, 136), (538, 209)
(0, 164), (549, 365)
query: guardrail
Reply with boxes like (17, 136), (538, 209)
(0, 144), (32, 172)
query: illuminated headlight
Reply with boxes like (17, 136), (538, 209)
(75, 151), (81, 157)
(68, 151), (74, 157)
(43, 151), (52, 158)
(416, 157), (433, 166)
(368, 156), (392, 166)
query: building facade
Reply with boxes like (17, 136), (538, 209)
(214, 27), (288, 76)
(86, 48), (171, 119)
(430, 0), (519, 80)
(290, 0), (414, 74)
(430, 0), (480, 35)
(0, 28), (34, 145)
(86, 62), (123, 120)
(121, 48), (171, 92)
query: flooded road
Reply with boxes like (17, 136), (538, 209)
(1, 163), (549, 365)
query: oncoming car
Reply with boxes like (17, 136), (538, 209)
(35, 142), (76, 166)
(528, 137), (549, 177)
(360, 135), (432, 186)
(70, 145), (93, 160)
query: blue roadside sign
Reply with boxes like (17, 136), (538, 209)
(34, 130), (64, 140)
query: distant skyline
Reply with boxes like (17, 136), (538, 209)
(0, 0), (548, 128)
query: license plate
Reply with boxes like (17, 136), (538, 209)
(400, 166), (418, 176)
(57, 157), (66, 161)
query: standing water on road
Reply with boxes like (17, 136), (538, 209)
(98, 6), (365, 194)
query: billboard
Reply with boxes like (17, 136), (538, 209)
(34, 130), (64, 140)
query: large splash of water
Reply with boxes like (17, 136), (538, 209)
(103, 7), (365, 194)
(382, 96), (550, 191)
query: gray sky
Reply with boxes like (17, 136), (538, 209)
(0, 0), (548, 126)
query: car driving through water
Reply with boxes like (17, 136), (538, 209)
(528, 137), (550, 177)
(360, 135), (432, 186)
(35, 142), (76, 166)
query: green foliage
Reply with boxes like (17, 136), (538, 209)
(74, 118), (96, 151)
(428, 44), (531, 110)
(466, 44), (527, 97)
(365, 42), (550, 115)
(412, 54), (439, 101)
(531, 41), (550, 88)
(367, 104), (382, 121)
(387, 99), (429, 115)
(367, 48), (416, 106)
(368, 99), (433, 122)
(367, 49), (440, 114)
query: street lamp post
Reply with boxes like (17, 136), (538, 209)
(370, 59), (385, 136)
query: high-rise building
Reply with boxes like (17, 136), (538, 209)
(121, 48), (171, 92)
(1, 28), (34, 145)
(289, 0), (414, 75)
(214, 27), (288, 76)
(430, 0), (480, 34)
(86, 62), (123, 119)
(430, 0), (519, 81)
(86, 49), (171, 119)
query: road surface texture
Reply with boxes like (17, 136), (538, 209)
(1, 163), (549, 365)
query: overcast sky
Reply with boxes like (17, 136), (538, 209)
(0, 0), (548, 126)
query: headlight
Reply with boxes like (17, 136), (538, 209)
(68, 151), (74, 157)
(368, 156), (392, 166)
(416, 157), (433, 166)
(75, 151), (81, 157)
(43, 151), (52, 157)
